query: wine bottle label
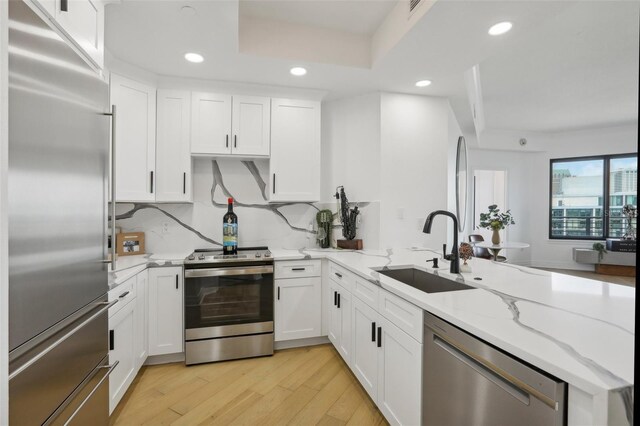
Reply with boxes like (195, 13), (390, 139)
(223, 223), (238, 247)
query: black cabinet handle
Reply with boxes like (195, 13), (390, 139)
(60, 0), (68, 12)
(291, 268), (306, 271)
(109, 330), (114, 350)
(175, 274), (179, 290)
(337, 293), (341, 309)
(234, 135), (237, 148)
(150, 171), (154, 193)
(277, 287), (281, 300)
(334, 272), (342, 278)
(118, 291), (129, 299)
(371, 322), (376, 342)
(226, 134), (229, 148)
(377, 327), (382, 348)
(273, 174), (276, 194)
(333, 291), (337, 306)
(183, 172), (186, 194)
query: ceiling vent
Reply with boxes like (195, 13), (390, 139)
(409, 0), (422, 15)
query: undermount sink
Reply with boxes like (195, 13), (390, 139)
(374, 267), (474, 294)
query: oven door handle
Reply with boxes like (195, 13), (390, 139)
(185, 265), (274, 278)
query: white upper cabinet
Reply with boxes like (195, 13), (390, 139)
(32, 0), (105, 69)
(110, 74), (156, 202)
(269, 99), (321, 202)
(190, 92), (232, 155)
(156, 90), (192, 202)
(231, 95), (270, 156)
(190, 93), (270, 157)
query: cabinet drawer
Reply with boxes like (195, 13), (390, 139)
(378, 289), (423, 343)
(329, 262), (354, 292)
(275, 260), (321, 279)
(108, 276), (136, 317)
(353, 276), (379, 310)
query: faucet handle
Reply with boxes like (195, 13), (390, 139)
(426, 258), (439, 268)
(443, 243), (452, 260)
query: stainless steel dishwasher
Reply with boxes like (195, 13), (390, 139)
(423, 312), (566, 426)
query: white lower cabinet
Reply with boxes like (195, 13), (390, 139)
(328, 279), (352, 365)
(352, 297), (379, 401)
(148, 267), (184, 356)
(377, 315), (422, 426)
(134, 270), (148, 369)
(275, 276), (322, 341)
(327, 261), (423, 426)
(108, 285), (136, 414)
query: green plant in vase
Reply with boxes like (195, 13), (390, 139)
(477, 204), (515, 245)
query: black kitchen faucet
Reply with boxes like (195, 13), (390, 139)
(423, 210), (460, 274)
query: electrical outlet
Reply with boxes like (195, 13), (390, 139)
(161, 222), (170, 234)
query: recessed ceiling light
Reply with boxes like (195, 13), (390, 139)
(184, 52), (204, 63)
(290, 67), (307, 76)
(488, 21), (513, 36)
(415, 80), (432, 87)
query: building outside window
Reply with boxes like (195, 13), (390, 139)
(549, 154), (637, 240)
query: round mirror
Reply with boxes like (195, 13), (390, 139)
(456, 136), (468, 232)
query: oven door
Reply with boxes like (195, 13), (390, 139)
(184, 265), (274, 340)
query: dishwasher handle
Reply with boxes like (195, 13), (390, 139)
(432, 333), (558, 410)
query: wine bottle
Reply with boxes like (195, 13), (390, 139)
(223, 197), (238, 255)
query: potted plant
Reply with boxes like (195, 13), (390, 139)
(477, 204), (515, 245)
(592, 242), (607, 263)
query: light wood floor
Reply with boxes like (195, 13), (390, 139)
(536, 268), (636, 287)
(110, 344), (388, 426)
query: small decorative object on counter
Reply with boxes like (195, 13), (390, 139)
(116, 232), (145, 256)
(335, 186), (363, 250)
(477, 204), (515, 245)
(621, 204), (637, 240)
(459, 242), (474, 273)
(223, 197), (238, 255)
(316, 209), (333, 248)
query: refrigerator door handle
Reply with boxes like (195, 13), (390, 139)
(8, 300), (118, 381)
(103, 105), (117, 269)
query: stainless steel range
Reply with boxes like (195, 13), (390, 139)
(183, 247), (274, 365)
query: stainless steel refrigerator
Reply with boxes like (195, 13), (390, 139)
(8, 1), (115, 424)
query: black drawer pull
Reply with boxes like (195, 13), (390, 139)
(291, 268), (306, 271)
(337, 293), (341, 309)
(372, 322), (376, 342)
(377, 327), (382, 348)
(273, 174), (276, 194)
(175, 274), (179, 290)
(118, 291), (129, 299)
(150, 171), (154, 193)
(334, 272), (342, 278)
(277, 287), (280, 300)
(234, 135), (237, 148)
(109, 330), (114, 350)
(226, 134), (229, 148)
(183, 172), (186, 194)
(60, 0), (68, 12)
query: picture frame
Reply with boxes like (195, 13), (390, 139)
(116, 232), (146, 256)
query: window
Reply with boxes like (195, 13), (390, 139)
(549, 154), (637, 240)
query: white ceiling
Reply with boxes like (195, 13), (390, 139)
(104, 0), (639, 134)
(239, 0), (398, 35)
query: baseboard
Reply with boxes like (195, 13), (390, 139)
(275, 336), (330, 350)
(530, 260), (595, 271)
(144, 352), (185, 365)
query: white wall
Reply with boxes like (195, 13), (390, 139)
(379, 93), (450, 249)
(0, 0), (8, 421)
(528, 124), (637, 269)
(469, 123), (637, 269)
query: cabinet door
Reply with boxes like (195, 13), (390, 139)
(275, 277), (321, 341)
(134, 270), (148, 369)
(269, 99), (320, 202)
(109, 299), (135, 414)
(336, 288), (352, 365)
(148, 267), (183, 356)
(377, 316), (422, 426)
(156, 90), (192, 202)
(191, 92), (232, 155)
(110, 74), (156, 202)
(54, 0), (104, 68)
(231, 95), (270, 156)
(327, 281), (341, 348)
(352, 297), (379, 402)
